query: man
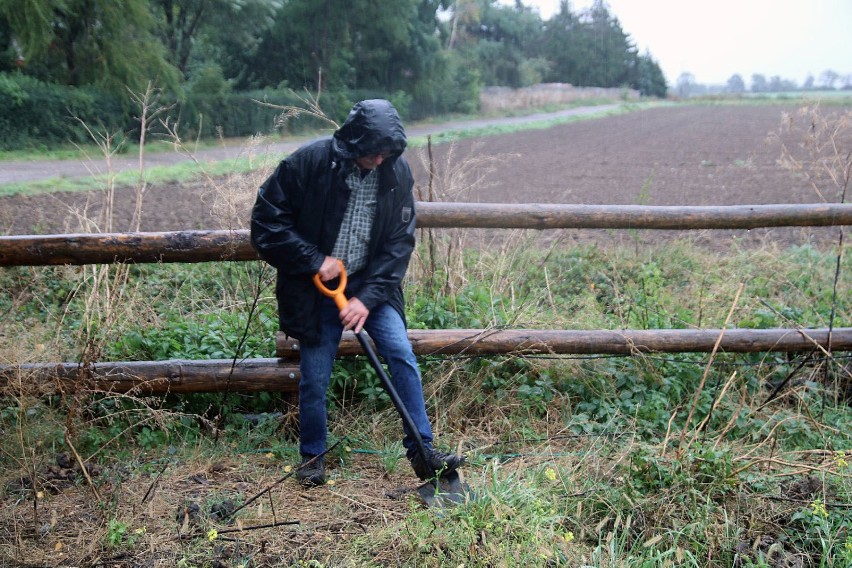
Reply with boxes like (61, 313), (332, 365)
(251, 99), (465, 486)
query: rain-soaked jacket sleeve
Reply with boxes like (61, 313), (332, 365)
(250, 159), (325, 276)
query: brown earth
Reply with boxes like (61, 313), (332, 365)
(1, 104), (848, 249)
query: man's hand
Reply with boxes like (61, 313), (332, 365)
(318, 256), (342, 281)
(340, 297), (369, 333)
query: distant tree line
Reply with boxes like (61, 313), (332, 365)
(0, 0), (667, 148)
(674, 70), (852, 98)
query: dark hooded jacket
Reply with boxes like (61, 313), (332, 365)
(250, 99), (416, 343)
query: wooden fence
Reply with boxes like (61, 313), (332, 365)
(2, 203), (851, 267)
(1, 202), (850, 394)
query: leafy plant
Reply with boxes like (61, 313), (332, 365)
(380, 440), (404, 475)
(105, 518), (131, 549)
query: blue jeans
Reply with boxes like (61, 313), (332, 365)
(298, 293), (434, 459)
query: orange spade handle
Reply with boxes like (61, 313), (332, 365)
(312, 260), (348, 311)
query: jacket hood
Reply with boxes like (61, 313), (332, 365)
(332, 99), (407, 160)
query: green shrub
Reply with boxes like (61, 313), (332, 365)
(0, 72), (129, 150)
(0, 71), (482, 149)
(173, 87), (349, 139)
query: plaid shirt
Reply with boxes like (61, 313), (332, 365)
(331, 166), (379, 274)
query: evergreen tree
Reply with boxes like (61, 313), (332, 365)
(636, 52), (666, 97)
(541, 2), (583, 84)
(574, 1), (636, 88)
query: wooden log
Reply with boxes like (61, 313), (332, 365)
(415, 202), (852, 230)
(0, 358), (300, 395)
(5, 327), (848, 397)
(277, 328), (852, 358)
(0, 230), (255, 267)
(2, 203), (851, 266)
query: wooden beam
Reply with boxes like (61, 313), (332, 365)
(2, 203), (851, 266)
(0, 230), (255, 266)
(415, 202), (852, 230)
(277, 328), (852, 358)
(5, 327), (848, 396)
(0, 359), (300, 395)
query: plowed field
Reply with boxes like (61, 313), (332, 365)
(0, 104), (847, 246)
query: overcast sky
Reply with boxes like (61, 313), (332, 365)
(500, 0), (852, 87)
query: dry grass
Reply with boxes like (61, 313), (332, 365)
(0, 413), (630, 567)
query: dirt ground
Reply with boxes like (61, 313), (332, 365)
(1, 104), (848, 249)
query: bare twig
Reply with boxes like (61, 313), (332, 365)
(773, 104), (851, 405)
(140, 462), (169, 507)
(253, 88), (339, 131)
(214, 261), (272, 442)
(758, 351), (816, 410)
(126, 82), (173, 232)
(732, 456), (848, 478)
(179, 520), (300, 540)
(697, 370), (738, 433)
(64, 431), (101, 501)
(679, 282), (744, 454)
(224, 440), (342, 521)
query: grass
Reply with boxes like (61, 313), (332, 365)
(0, 152), (279, 198)
(0, 138), (183, 162)
(1, 235), (850, 566)
(742, 91), (852, 103)
(408, 102), (641, 147)
(0, 100), (850, 566)
(687, 92), (852, 107)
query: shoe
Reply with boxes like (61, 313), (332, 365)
(409, 448), (466, 481)
(296, 455), (325, 486)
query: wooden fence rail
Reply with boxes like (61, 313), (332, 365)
(3, 327), (849, 395)
(2, 201), (850, 395)
(2, 202), (851, 267)
(277, 328), (852, 357)
(0, 359), (299, 395)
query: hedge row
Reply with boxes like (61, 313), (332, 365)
(0, 73), (130, 149)
(0, 73), (449, 151)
